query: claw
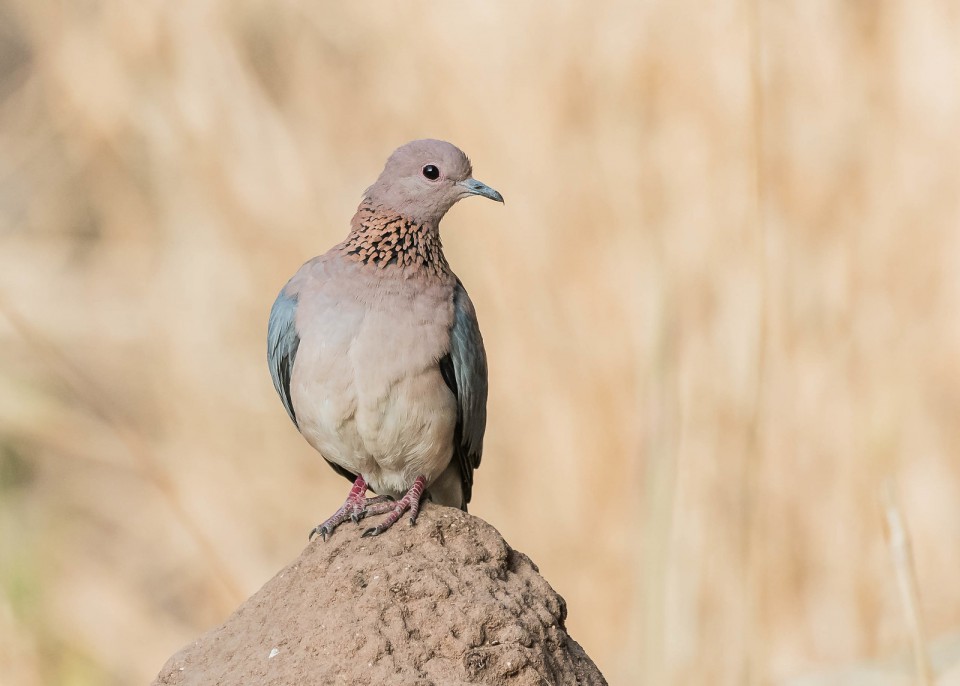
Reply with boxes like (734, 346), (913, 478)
(361, 527), (380, 538)
(351, 510), (369, 524)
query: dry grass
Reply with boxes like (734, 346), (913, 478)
(1, 1), (959, 684)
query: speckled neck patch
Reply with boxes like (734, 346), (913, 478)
(341, 202), (450, 276)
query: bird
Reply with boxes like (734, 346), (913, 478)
(267, 139), (502, 540)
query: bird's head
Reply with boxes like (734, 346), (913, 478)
(364, 139), (503, 226)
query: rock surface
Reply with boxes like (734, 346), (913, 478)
(153, 503), (606, 686)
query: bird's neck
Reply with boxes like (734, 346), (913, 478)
(340, 201), (450, 277)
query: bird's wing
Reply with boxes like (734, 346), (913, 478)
(267, 288), (301, 428)
(438, 279), (488, 508)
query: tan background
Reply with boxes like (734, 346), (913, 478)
(1, 2), (959, 684)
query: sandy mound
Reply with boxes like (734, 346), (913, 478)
(153, 503), (606, 685)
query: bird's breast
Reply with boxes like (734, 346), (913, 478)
(289, 272), (458, 497)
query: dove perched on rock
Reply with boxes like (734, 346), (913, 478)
(267, 139), (502, 539)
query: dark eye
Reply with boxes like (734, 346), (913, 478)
(422, 164), (440, 180)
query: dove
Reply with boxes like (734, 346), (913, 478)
(268, 139), (502, 539)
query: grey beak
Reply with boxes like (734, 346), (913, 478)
(458, 178), (504, 203)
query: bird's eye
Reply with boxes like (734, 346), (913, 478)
(422, 165), (440, 180)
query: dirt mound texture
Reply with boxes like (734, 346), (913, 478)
(152, 503), (606, 685)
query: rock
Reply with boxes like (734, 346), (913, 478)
(152, 503), (606, 686)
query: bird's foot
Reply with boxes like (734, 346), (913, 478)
(310, 475), (377, 541)
(361, 475), (427, 537)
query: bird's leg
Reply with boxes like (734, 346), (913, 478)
(361, 475), (427, 537)
(310, 475), (370, 541)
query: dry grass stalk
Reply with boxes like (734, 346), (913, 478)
(881, 481), (933, 686)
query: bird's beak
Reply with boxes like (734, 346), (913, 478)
(458, 178), (504, 204)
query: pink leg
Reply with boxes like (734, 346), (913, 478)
(310, 475), (369, 541)
(361, 475), (427, 538)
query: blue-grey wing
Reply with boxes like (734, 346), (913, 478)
(438, 279), (488, 508)
(267, 289), (300, 428)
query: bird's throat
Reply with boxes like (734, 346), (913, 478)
(341, 202), (450, 276)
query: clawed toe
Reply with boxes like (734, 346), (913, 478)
(309, 519), (342, 541)
(310, 475), (370, 541)
(309, 525), (330, 541)
(360, 504), (404, 538)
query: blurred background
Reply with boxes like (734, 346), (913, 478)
(1, 1), (959, 684)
